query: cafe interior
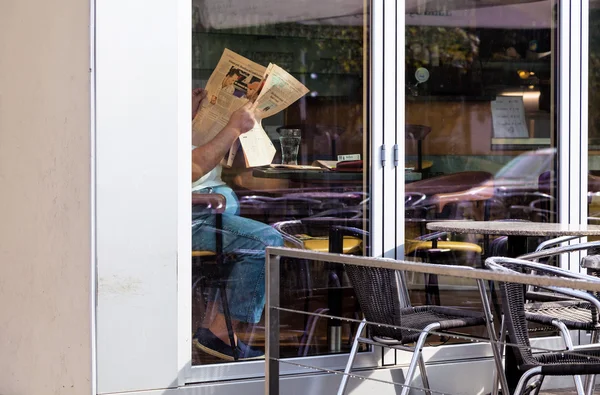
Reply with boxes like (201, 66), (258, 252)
(188, 0), (600, 392)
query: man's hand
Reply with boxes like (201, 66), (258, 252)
(225, 102), (255, 136)
(192, 88), (207, 120)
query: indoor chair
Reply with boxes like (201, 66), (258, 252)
(405, 230), (483, 305)
(272, 219), (366, 355)
(272, 212), (365, 254)
(405, 171), (494, 219)
(238, 194), (323, 224)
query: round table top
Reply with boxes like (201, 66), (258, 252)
(427, 220), (600, 237)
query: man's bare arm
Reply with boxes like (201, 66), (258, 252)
(192, 103), (255, 182)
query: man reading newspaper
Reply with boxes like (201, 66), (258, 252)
(192, 48), (309, 167)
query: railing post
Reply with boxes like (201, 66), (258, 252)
(265, 252), (281, 395)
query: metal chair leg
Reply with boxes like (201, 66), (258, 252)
(513, 367), (542, 395)
(584, 330), (599, 395)
(552, 320), (585, 393)
(337, 319), (367, 395)
(531, 376), (545, 395)
(477, 279), (510, 394)
(418, 354), (432, 394)
(400, 323), (440, 395)
(491, 316), (505, 395)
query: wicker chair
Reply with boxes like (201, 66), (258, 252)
(337, 262), (498, 395)
(484, 256), (600, 395)
(484, 237), (600, 394)
(517, 241), (600, 339)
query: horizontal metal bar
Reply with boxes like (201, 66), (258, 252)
(266, 247), (600, 293)
(272, 305), (600, 360)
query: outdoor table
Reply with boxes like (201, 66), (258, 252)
(427, 220), (600, 394)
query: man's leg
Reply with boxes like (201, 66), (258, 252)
(192, 212), (283, 359)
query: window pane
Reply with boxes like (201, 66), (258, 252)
(405, 1), (560, 343)
(590, 4), (600, 223)
(191, 0), (370, 366)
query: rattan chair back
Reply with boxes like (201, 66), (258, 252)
(344, 265), (404, 339)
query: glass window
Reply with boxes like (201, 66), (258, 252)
(590, 3), (600, 222)
(404, 1), (560, 341)
(191, 0), (370, 366)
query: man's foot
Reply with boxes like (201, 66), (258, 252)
(193, 327), (264, 361)
(236, 337), (265, 359)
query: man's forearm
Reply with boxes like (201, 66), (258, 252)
(192, 126), (241, 181)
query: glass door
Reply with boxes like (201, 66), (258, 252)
(397, 0), (571, 378)
(188, 0), (389, 383)
(403, 0), (560, 298)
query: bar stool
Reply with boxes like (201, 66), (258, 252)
(406, 124), (432, 175)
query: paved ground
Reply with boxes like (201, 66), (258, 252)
(540, 388), (599, 394)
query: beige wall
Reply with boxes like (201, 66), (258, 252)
(0, 1), (92, 394)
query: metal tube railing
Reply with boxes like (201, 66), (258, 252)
(265, 247), (600, 395)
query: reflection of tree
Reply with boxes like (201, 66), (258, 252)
(590, 10), (600, 139)
(313, 26), (364, 75)
(202, 22), (365, 76)
(406, 26), (480, 72)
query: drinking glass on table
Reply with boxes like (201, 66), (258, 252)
(278, 128), (301, 165)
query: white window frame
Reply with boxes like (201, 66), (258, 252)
(559, 0), (590, 273)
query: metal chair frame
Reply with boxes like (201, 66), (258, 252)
(483, 256), (600, 395)
(337, 263), (504, 395)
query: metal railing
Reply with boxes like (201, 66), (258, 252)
(265, 246), (600, 395)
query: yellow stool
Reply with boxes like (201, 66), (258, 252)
(294, 236), (363, 254)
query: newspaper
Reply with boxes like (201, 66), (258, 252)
(192, 48), (309, 167)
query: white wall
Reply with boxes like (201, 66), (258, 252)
(95, 0), (190, 392)
(0, 0), (93, 394)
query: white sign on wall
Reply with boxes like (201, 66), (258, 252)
(491, 96), (529, 139)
